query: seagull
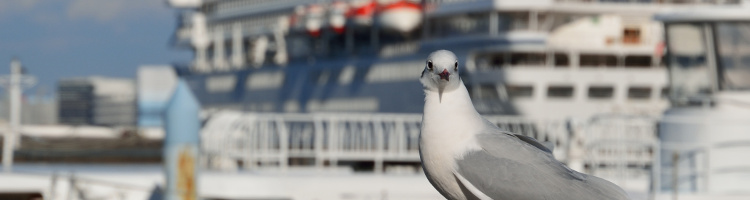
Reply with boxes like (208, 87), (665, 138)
(418, 50), (630, 200)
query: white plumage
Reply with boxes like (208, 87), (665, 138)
(418, 50), (630, 200)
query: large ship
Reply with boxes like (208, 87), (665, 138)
(157, 0), (742, 119)
(1, 1), (748, 200)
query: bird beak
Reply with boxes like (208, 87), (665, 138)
(439, 69), (450, 81)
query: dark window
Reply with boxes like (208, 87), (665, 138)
(554, 53), (569, 67)
(588, 86), (614, 99)
(628, 87), (652, 99)
(624, 56), (652, 68)
(623, 27), (641, 44)
(490, 53), (508, 68)
(661, 87), (670, 99)
(506, 85), (533, 98)
(580, 54), (617, 67)
(510, 53), (546, 66)
(548, 86), (574, 98)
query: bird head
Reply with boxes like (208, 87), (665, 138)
(420, 50), (461, 101)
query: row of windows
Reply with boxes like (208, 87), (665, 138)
(205, 66), (363, 93)
(468, 84), (667, 101)
(475, 52), (660, 69)
(206, 62), (418, 93)
(205, 71), (286, 93)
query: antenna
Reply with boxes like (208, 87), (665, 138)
(1, 58), (36, 173)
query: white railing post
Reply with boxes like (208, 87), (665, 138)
(374, 117), (384, 174)
(276, 116), (289, 171)
(395, 118), (406, 157)
(329, 117), (339, 167)
(703, 145), (710, 193)
(652, 140), (661, 200)
(242, 118), (250, 169)
(314, 116), (325, 170)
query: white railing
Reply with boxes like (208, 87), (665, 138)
(654, 116), (750, 197)
(580, 115), (658, 174)
(202, 112), (424, 172)
(207, 111), (750, 197)
(201, 111), (577, 172)
(575, 115), (659, 195)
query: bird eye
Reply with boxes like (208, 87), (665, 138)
(427, 60), (433, 70)
(454, 61), (458, 71)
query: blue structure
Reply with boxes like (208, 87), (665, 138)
(163, 80), (200, 200)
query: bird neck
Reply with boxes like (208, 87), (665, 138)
(423, 80), (482, 128)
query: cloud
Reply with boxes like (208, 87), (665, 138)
(0, 0), (42, 17)
(66, 0), (165, 22)
(0, 0), (41, 10)
(18, 0), (42, 8)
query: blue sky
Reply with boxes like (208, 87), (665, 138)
(0, 0), (191, 94)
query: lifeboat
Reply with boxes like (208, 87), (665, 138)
(305, 4), (325, 37)
(329, 1), (349, 34)
(377, 0), (422, 33)
(347, 0), (377, 26)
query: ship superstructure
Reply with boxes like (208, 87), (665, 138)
(164, 0), (743, 118)
(2, 2), (749, 200)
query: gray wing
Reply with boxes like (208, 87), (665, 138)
(454, 131), (629, 200)
(512, 133), (553, 154)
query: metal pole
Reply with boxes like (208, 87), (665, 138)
(49, 172), (58, 200)
(704, 147), (710, 193)
(2, 58), (21, 173)
(672, 152), (679, 200)
(651, 141), (661, 200)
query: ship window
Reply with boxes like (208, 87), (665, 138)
(547, 86), (574, 98)
(206, 75), (237, 93)
(489, 53), (509, 68)
(498, 12), (529, 31)
(506, 85), (533, 98)
(628, 87), (652, 99)
(311, 70), (330, 85)
(510, 52), (546, 66)
(554, 53), (569, 67)
(661, 87), (670, 99)
(623, 27), (641, 45)
(338, 66), (356, 85)
(580, 54), (617, 67)
(624, 56), (652, 68)
(715, 22), (750, 90)
(588, 86), (613, 99)
(246, 71), (285, 90)
(365, 61), (423, 82)
(476, 84), (499, 100)
(666, 23), (714, 105)
(429, 12), (490, 38)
